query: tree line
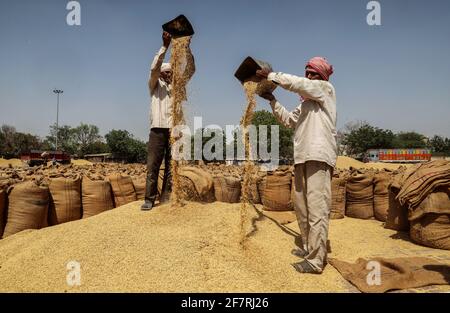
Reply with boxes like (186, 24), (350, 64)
(1, 116), (449, 163)
(0, 124), (147, 163)
(339, 121), (450, 157)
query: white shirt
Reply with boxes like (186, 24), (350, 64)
(268, 72), (338, 167)
(148, 46), (172, 129)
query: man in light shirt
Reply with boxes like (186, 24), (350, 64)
(142, 31), (194, 210)
(256, 57), (336, 274)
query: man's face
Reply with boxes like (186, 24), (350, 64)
(160, 70), (172, 84)
(305, 67), (322, 80)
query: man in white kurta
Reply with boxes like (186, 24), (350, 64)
(142, 31), (195, 210)
(141, 31), (173, 211)
(257, 57), (337, 273)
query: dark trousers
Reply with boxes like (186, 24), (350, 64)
(145, 128), (172, 203)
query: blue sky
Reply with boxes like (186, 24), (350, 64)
(1, 0), (449, 141)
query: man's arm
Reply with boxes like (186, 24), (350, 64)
(268, 72), (327, 103)
(259, 92), (300, 129)
(270, 99), (301, 129)
(148, 46), (167, 92)
(148, 31), (172, 92)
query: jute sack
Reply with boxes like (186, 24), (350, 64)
(0, 189), (6, 238)
(108, 174), (137, 207)
(243, 171), (264, 205)
(250, 176), (262, 204)
(410, 214), (450, 250)
(179, 167), (215, 202)
(331, 176), (346, 219)
(345, 171), (374, 219)
(82, 178), (114, 218)
(397, 160), (450, 208)
(179, 167), (213, 197)
(3, 181), (49, 238)
(179, 175), (202, 201)
(408, 187), (450, 221)
(373, 172), (391, 222)
(409, 189), (450, 250)
(132, 176), (146, 201)
(259, 171), (293, 211)
(48, 177), (82, 225)
(213, 176), (241, 203)
(385, 187), (409, 231)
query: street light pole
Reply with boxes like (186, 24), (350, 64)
(53, 89), (63, 155)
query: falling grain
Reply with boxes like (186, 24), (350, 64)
(169, 36), (195, 206)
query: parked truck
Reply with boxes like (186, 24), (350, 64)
(20, 150), (71, 166)
(366, 148), (431, 163)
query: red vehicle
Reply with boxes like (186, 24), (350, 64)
(21, 150), (71, 166)
(366, 148), (431, 163)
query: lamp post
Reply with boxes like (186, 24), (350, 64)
(53, 89), (63, 156)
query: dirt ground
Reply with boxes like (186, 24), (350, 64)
(0, 201), (448, 293)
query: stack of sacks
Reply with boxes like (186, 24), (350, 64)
(396, 160), (450, 250)
(179, 166), (214, 202)
(385, 165), (420, 231)
(408, 187), (450, 250)
(397, 160), (450, 209)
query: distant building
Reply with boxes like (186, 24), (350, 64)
(83, 153), (113, 163)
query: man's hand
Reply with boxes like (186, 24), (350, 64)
(259, 92), (275, 102)
(162, 31), (172, 48)
(256, 69), (271, 79)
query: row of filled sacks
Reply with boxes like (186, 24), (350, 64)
(332, 169), (412, 226)
(211, 169), (294, 212)
(330, 168), (450, 250)
(0, 174), (147, 239)
(330, 170), (392, 221)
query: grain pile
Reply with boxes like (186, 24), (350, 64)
(336, 156), (365, 169)
(0, 158), (24, 168)
(169, 35), (195, 206)
(71, 159), (93, 166)
(0, 200), (449, 292)
(336, 156), (412, 171)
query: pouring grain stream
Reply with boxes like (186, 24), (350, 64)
(239, 80), (259, 247)
(169, 36), (195, 206)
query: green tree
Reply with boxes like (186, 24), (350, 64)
(45, 124), (77, 154)
(128, 138), (148, 163)
(14, 132), (42, 155)
(428, 135), (450, 155)
(84, 141), (110, 155)
(342, 122), (395, 156)
(393, 132), (427, 149)
(105, 129), (147, 163)
(252, 110), (294, 161)
(0, 124), (43, 158)
(72, 123), (103, 157)
(0, 125), (17, 158)
(224, 110), (294, 161)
